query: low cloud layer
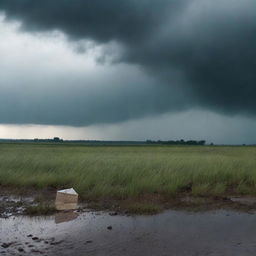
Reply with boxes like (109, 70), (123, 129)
(0, 0), (256, 127)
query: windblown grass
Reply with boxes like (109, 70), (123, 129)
(0, 143), (256, 198)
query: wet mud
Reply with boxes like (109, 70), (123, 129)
(2, 192), (256, 255)
(0, 196), (34, 218)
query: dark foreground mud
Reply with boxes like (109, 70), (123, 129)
(1, 208), (256, 256)
(0, 196), (34, 218)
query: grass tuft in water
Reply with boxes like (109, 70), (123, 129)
(25, 203), (56, 215)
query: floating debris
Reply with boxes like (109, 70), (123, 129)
(55, 188), (78, 211)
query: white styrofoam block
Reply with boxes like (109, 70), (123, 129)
(57, 188), (78, 195)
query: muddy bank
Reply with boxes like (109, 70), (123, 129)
(2, 191), (256, 218)
(1, 209), (256, 256)
(2, 185), (256, 216)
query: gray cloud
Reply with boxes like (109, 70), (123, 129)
(0, 0), (256, 126)
(0, 0), (182, 43)
(0, 33), (191, 126)
(0, 75), (190, 126)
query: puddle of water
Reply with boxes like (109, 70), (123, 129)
(0, 195), (34, 203)
(1, 210), (256, 256)
(55, 211), (79, 224)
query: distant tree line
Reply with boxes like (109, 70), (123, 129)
(34, 137), (63, 143)
(146, 139), (206, 145)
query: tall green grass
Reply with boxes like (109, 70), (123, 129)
(0, 143), (256, 198)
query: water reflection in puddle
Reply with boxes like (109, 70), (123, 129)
(55, 211), (79, 224)
(1, 210), (256, 256)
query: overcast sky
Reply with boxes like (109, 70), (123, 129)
(0, 0), (256, 144)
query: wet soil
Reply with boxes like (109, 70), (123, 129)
(2, 188), (256, 255)
(1, 186), (256, 216)
(0, 195), (34, 218)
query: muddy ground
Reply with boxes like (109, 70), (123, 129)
(1, 189), (256, 255)
(2, 189), (256, 217)
(2, 186), (256, 217)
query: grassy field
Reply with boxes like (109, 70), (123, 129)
(0, 143), (256, 199)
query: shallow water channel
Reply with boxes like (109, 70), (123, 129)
(1, 209), (256, 256)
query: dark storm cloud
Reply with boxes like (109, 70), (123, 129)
(0, 0), (182, 43)
(0, 0), (256, 126)
(0, 74), (191, 126)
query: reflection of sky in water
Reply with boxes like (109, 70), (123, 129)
(1, 210), (256, 256)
